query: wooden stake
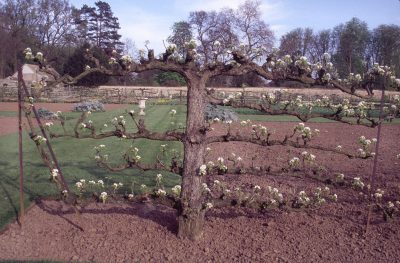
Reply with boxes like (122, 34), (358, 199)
(365, 79), (386, 235)
(17, 67), (25, 222)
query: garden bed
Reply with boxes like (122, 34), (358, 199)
(0, 122), (399, 262)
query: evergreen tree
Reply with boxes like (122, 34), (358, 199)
(63, 43), (110, 86)
(74, 1), (123, 53)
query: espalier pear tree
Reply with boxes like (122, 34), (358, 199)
(22, 40), (400, 240)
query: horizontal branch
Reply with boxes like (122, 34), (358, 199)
(50, 129), (184, 141)
(206, 51), (371, 99)
(205, 133), (369, 159)
(38, 47), (379, 100)
(205, 91), (379, 128)
(50, 113), (184, 142)
(96, 156), (183, 176)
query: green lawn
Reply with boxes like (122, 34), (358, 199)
(232, 106), (400, 124)
(0, 104), (185, 230)
(0, 111), (17, 117)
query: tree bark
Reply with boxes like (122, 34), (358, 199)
(178, 76), (207, 240)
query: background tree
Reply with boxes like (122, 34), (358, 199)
(0, 0), (76, 77)
(35, 0), (75, 49)
(370, 24), (400, 75)
(189, 10), (222, 63)
(279, 28), (313, 58)
(332, 17), (370, 76)
(187, 0), (274, 63)
(122, 37), (137, 59)
(234, 0), (275, 59)
(0, 0), (39, 76)
(310, 29), (334, 62)
(73, 1), (123, 53)
(35, 0), (75, 72)
(166, 0), (273, 86)
(167, 21), (193, 56)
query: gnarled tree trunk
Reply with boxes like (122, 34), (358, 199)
(178, 76), (207, 240)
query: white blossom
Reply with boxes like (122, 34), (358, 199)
(289, 157), (300, 167)
(205, 202), (213, 209)
(99, 192), (108, 202)
(155, 189), (166, 197)
(353, 177), (365, 189)
(171, 185), (182, 196)
(199, 164), (207, 176)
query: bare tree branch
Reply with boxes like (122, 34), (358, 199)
(205, 89), (379, 128)
(50, 112), (185, 141)
(205, 132), (370, 159)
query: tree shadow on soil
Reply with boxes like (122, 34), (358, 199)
(35, 199), (178, 234)
(0, 181), (21, 226)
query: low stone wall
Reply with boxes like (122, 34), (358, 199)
(1, 83), (399, 104)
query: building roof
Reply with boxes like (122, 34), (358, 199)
(9, 64), (60, 83)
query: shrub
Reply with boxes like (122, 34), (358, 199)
(37, 108), (58, 119)
(73, 101), (105, 112)
(204, 104), (239, 122)
(154, 72), (187, 86)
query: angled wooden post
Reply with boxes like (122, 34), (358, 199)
(18, 74), (70, 194)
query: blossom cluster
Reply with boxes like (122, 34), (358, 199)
(289, 157), (300, 168)
(94, 144), (109, 162)
(352, 177), (365, 189)
(294, 187), (337, 208)
(127, 146), (141, 163)
(294, 56), (310, 72)
(24, 48), (43, 61)
(294, 123), (319, 141)
(33, 135), (47, 145)
(202, 179), (336, 211)
(111, 115), (126, 127)
(357, 136), (376, 157)
(251, 124), (269, 137)
(171, 185), (181, 196)
(301, 151), (316, 163)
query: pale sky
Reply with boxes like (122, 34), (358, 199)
(69, 0), (400, 53)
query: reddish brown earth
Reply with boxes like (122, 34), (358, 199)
(0, 102), (129, 136)
(0, 102), (130, 112)
(0, 122), (400, 263)
(0, 117), (31, 136)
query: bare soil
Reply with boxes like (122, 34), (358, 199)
(0, 102), (129, 112)
(0, 117), (31, 136)
(0, 122), (400, 263)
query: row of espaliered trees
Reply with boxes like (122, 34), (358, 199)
(23, 39), (400, 240)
